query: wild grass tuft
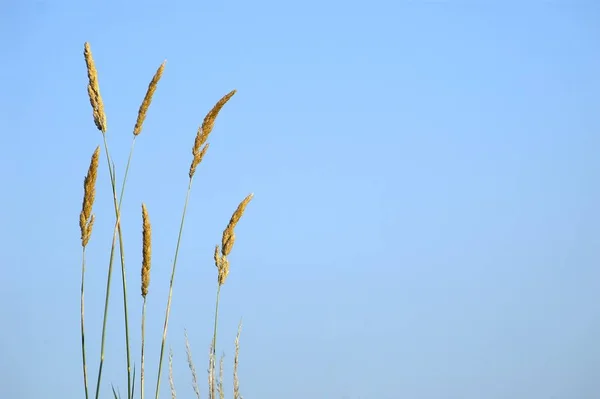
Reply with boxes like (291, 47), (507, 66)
(78, 42), (253, 399)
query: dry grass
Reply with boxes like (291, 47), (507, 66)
(78, 42), (253, 399)
(79, 146), (100, 248)
(83, 43), (107, 133)
(134, 61), (166, 136)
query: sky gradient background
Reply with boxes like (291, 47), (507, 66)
(1, 1), (599, 398)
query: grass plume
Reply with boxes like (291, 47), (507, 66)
(169, 348), (176, 399)
(134, 61), (166, 136)
(155, 89), (238, 399)
(233, 321), (242, 399)
(189, 90), (236, 178)
(79, 146), (100, 247)
(83, 43), (107, 133)
(218, 354), (225, 399)
(141, 203), (152, 399)
(79, 145), (101, 399)
(210, 194), (253, 398)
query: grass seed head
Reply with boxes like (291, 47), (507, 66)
(221, 193), (253, 257)
(214, 193), (253, 285)
(134, 60), (166, 136)
(79, 146), (100, 247)
(233, 321), (242, 399)
(141, 203), (152, 297)
(189, 142), (209, 179)
(83, 42), (107, 133)
(188, 90), (236, 178)
(168, 347), (176, 399)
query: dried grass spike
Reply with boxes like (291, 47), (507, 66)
(168, 347), (176, 399)
(221, 193), (254, 257)
(83, 42), (107, 132)
(141, 203), (152, 297)
(188, 90), (236, 178)
(233, 321), (242, 399)
(218, 353), (225, 399)
(134, 60), (166, 136)
(184, 330), (200, 399)
(189, 142), (209, 179)
(217, 257), (229, 286)
(201, 89), (236, 143)
(222, 232), (235, 259)
(208, 342), (215, 399)
(79, 146), (100, 247)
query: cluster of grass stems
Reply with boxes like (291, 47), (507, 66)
(79, 42), (252, 399)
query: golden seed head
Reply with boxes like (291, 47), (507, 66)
(214, 193), (253, 286)
(201, 90), (236, 142)
(188, 90), (236, 179)
(214, 245), (221, 267)
(213, 245), (230, 286)
(222, 232), (235, 259)
(189, 142), (209, 179)
(141, 203), (152, 297)
(83, 42), (107, 133)
(217, 257), (230, 286)
(134, 60), (166, 136)
(221, 193), (254, 257)
(79, 146), (100, 247)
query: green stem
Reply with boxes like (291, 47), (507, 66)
(141, 297), (148, 399)
(81, 248), (89, 399)
(115, 137), (138, 399)
(95, 133), (120, 399)
(211, 284), (222, 399)
(155, 178), (195, 399)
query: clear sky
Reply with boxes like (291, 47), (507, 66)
(1, 1), (599, 398)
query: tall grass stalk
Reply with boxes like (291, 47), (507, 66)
(154, 89), (237, 399)
(210, 194), (253, 398)
(79, 42), (252, 399)
(83, 42), (165, 399)
(79, 145), (100, 399)
(141, 203), (153, 399)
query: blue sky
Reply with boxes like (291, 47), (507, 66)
(1, 1), (599, 398)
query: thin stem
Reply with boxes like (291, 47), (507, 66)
(141, 297), (148, 399)
(115, 137), (138, 399)
(95, 133), (121, 399)
(211, 284), (222, 399)
(81, 248), (89, 399)
(155, 177), (195, 399)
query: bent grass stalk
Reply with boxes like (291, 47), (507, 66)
(211, 194), (253, 399)
(79, 146), (100, 399)
(155, 90), (237, 399)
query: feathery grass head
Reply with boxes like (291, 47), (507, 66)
(168, 347), (176, 399)
(214, 193), (253, 285)
(233, 321), (242, 399)
(222, 193), (253, 257)
(189, 90), (237, 178)
(208, 341), (215, 399)
(83, 42), (107, 133)
(141, 203), (152, 297)
(218, 353), (225, 399)
(184, 330), (201, 399)
(79, 146), (100, 247)
(134, 60), (166, 136)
